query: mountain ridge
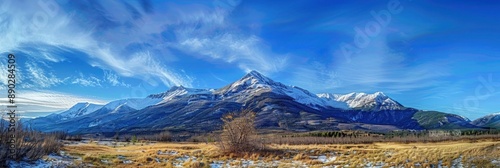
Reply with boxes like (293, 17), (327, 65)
(472, 112), (500, 128)
(318, 92), (406, 111)
(26, 71), (491, 134)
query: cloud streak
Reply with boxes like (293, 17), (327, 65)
(25, 61), (66, 88)
(104, 70), (130, 87)
(1, 0), (291, 90)
(0, 90), (108, 112)
(177, 33), (289, 74)
(332, 37), (449, 93)
(294, 34), (449, 94)
(71, 72), (102, 87)
(0, 0), (193, 88)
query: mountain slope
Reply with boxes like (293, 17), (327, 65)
(472, 112), (500, 128)
(412, 111), (474, 129)
(23, 103), (103, 129)
(58, 102), (103, 120)
(41, 105), (138, 133)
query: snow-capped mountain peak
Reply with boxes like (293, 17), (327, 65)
(216, 71), (285, 95)
(102, 97), (163, 111)
(373, 91), (387, 97)
(243, 70), (273, 84)
(484, 112), (500, 117)
(235, 70), (283, 88)
(319, 92), (405, 111)
(214, 71), (348, 109)
(149, 85), (212, 103)
(316, 93), (339, 100)
(67, 102), (91, 111)
(58, 102), (103, 120)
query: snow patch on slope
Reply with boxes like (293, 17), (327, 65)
(149, 86), (212, 104)
(286, 86), (348, 109)
(102, 97), (162, 111)
(318, 92), (405, 111)
(58, 102), (103, 120)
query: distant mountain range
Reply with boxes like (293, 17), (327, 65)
(25, 71), (498, 135)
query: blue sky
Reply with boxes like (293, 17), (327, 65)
(0, 0), (499, 120)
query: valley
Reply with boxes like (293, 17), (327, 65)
(11, 138), (500, 167)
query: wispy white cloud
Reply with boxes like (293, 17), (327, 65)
(25, 62), (66, 88)
(0, 60), (36, 89)
(0, 60), (133, 89)
(104, 71), (130, 87)
(333, 39), (448, 93)
(296, 35), (449, 94)
(19, 45), (68, 63)
(0, 62), (8, 88)
(0, 0), (193, 88)
(71, 72), (102, 87)
(291, 61), (341, 91)
(177, 33), (289, 74)
(0, 0), (290, 90)
(0, 90), (108, 112)
(211, 73), (228, 83)
(165, 0), (289, 75)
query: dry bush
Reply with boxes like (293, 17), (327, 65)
(186, 132), (218, 143)
(0, 119), (62, 166)
(217, 110), (264, 154)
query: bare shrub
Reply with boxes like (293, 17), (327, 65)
(151, 131), (172, 142)
(217, 110), (264, 154)
(187, 133), (217, 143)
(138, 131), (173, 142)
(0, 119), (62, 166)
(123, 135), (131, 142)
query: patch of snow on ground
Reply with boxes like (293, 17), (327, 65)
(317, 155), (337, 163)
(157, 150), (178, 155)
(8, 153), (80, 168)
(8, 159), (52, 168)
(363, 161), (385, 168)
(492, 160), (500, 166)
(451, 156), (464, 168)
(122, 160), (133, 164)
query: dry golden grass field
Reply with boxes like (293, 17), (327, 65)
(57, 138), (500, 168)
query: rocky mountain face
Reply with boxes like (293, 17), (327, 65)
(26, 71), (482, 134)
